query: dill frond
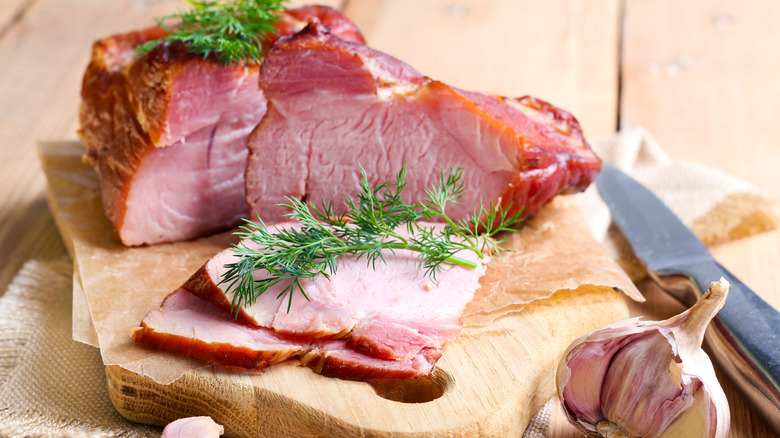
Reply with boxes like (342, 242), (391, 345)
(136, 0), (287, 66)
(219, 166), (524, 313)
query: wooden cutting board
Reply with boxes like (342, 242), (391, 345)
(40, 140), (631, 437)
(105, 286), (627, 437)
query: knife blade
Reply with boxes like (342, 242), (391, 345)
(596, 163), (780, 431)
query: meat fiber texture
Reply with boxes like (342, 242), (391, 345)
(246, 22), (602, 225)
(78, 6), (365, 246)
(132, 223), (488, 380)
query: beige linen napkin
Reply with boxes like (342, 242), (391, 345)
(2, 126), (777, 437)
(580, 125), (780, 282)
(0, 259), (159, 437)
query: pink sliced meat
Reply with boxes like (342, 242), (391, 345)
(178, 223), (486, 361)
(79, 6), (365, 246)
(132, 288), (304, 369)
(245, 21), (601, 225)
(132, 288), (437, 380)
(133, 223), (486, 378)
(302, 340), (438, 380)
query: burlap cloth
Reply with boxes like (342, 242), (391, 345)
(2, 126), (778, 437)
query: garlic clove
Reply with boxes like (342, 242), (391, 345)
(660, 389), (714, 437)
(557, 322), (646, 428)
(556, 278), (731, 438)
(161, 416), (224, 438)
(600, 330), (702, 436)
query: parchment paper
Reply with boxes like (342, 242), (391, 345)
(39, 140), (640, 385)
(462, 196), (643, 325)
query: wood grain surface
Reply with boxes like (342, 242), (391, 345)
(621, 0), (780, 201)
(1, 0), (778, 436)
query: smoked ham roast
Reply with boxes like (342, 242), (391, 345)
(79, 6), (365, 246)
(245, 22), (601, 224)
(132, 224), (487, 379)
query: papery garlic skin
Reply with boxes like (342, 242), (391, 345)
(556, 279), (731, 438)
(161, 416), (224, 438)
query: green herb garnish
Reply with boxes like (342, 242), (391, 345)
(220, 166), (524, 313)
(136, 0), (287, 66)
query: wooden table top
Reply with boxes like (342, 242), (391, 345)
(0, 0), (777, 436)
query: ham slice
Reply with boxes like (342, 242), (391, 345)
(79, 6), (365, 246)
(245, 21), (601, 225)
(132, 289), (437, 380)
(132, 223), (486, 379)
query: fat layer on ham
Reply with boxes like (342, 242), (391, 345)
(245, 21), (602, 225)
(79, 6), (365, 246)
(132, 223), (487, 379)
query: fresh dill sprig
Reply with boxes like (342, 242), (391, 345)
(135, 0), (287, 66)
(219, 167), (524, 313)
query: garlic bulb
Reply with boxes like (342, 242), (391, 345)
(556, 278), (731, 437)
(161, 416), (224, 438)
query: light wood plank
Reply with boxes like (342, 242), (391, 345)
(0, 0), (183, 294)
(343, 0), (621, 142)
(621, 0), (780, 200)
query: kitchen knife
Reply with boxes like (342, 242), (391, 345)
(596, 163), (780, 431)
